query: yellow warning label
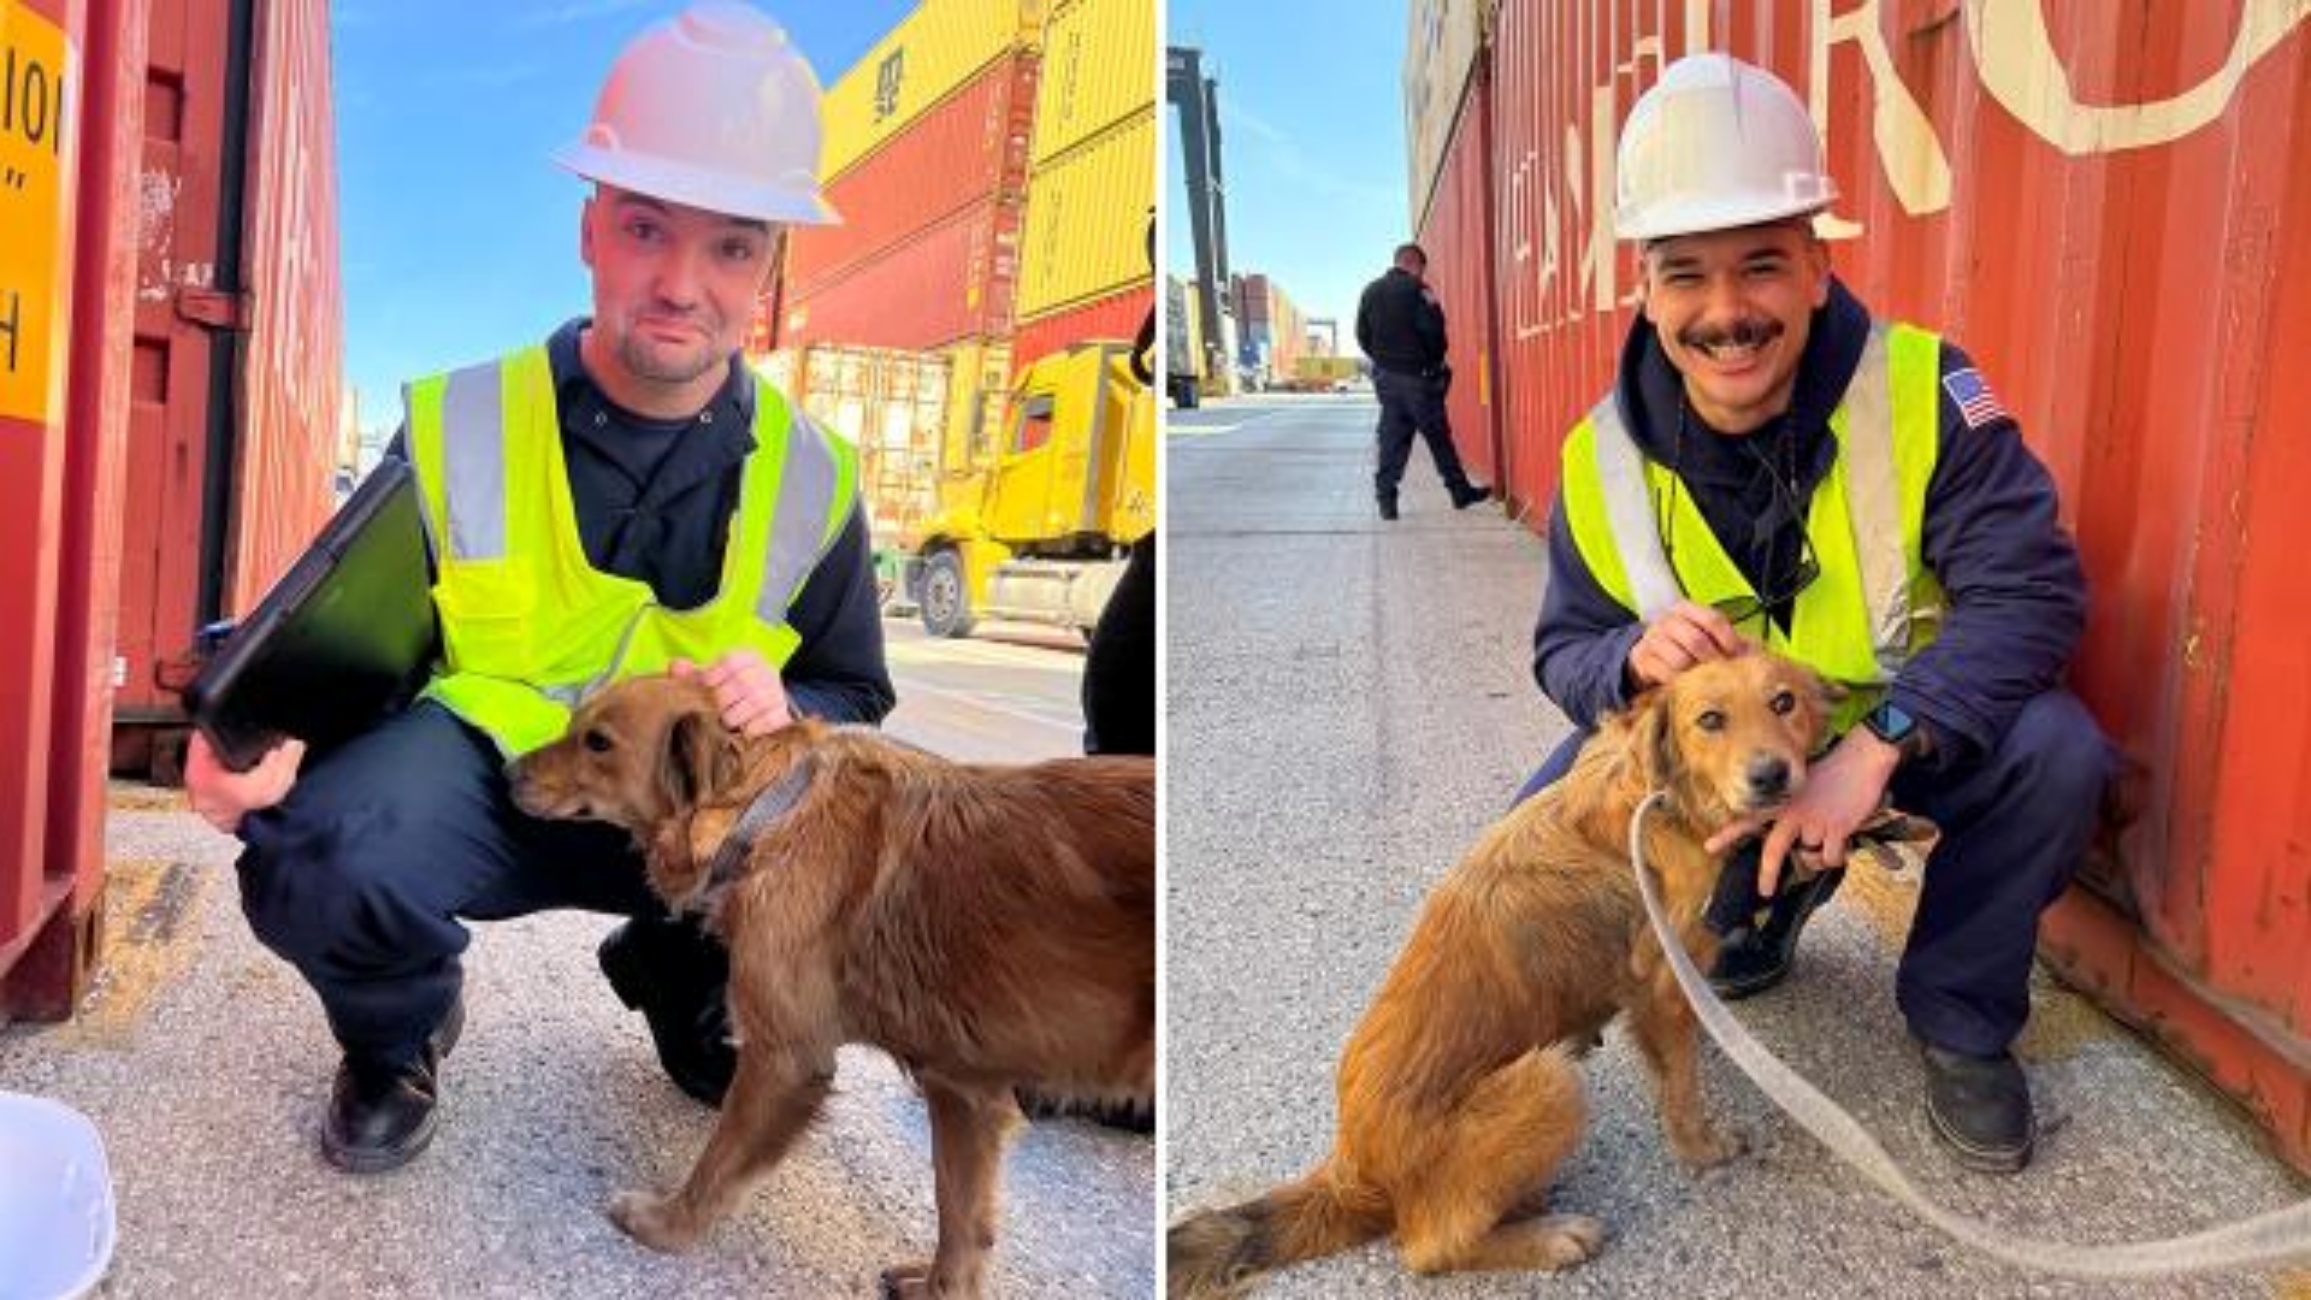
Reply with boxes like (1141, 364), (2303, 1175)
(0, 1), (73, 425)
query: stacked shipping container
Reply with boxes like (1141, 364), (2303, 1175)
(1407, 0), (1500, 490)
(1, 0), (343, 1014)
(1416, 1), (2311, 1168)
(774, 0), (1039, 353)
(1009, 0), (1156, 373)
(1230, 272), (1308, 390)
(752, 346), (952, 557)
(764, 0), (1153, 542)
(764, 0), (1047, 552)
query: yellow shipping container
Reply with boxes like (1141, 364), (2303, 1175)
(1029, 0), (1156, 165)
(1014, 108), (1155, 321)
(936, 337), (1015, 483)
(820, 0), (1042, 182)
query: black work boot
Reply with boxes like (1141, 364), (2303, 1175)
(1920, 1042), (2035, 1173)
(598, 919), (737, 1107)
(1706, 860), (1846, 999)
(1378, 496), (1400, 521)
(322, 993), (465, 1174)
(1015, 1085), (1155, 1135)
(1450, 482), (1491, 510)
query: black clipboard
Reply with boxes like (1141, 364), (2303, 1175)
(182, 459), (439, 771)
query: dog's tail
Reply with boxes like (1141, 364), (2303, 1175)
(1166, 1163), (1389, 1299)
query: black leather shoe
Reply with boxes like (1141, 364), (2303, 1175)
(1921, 1043), (2035, 1172)
(1378, 498), (1400, 521)
(598, 920), (737, 1107)
(1015, 1085), (1155, 1135)
(1450, 482), (1491, 510)
(321, 994), (464, 1174)
(1707, 865), (1845, 999)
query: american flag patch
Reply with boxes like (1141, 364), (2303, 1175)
(1942, 368), (2011, 430)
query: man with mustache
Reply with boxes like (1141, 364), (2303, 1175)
(1521, 54), (2110, 1173)
(181, 4), (894, 1173)
(1355, 243), (1491, 520)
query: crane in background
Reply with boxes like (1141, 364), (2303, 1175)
(1166, 45), (1235, 396)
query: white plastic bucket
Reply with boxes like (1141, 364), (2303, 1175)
(0, 1092), (117, 1300)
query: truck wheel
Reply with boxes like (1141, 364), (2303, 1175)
(920, 551), (977, 639)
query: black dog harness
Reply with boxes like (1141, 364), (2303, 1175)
(687, 756), (817, 915)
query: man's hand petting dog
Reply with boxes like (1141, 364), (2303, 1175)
(1626, 599), (1749, 691)
(1706, 729), (1902, 897)
(671, 648), (792, 737)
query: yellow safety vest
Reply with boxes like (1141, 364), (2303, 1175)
(404, 345), (857, 757)
(1559, 321), (1946, 733)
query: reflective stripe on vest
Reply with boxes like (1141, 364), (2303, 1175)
(756, 412), (847, 624)
(1840, 325), (1913, 678)
(1588, 394), (1682, 620)
(1589, 322), (1918, 675)
(441, 362), (509, 560)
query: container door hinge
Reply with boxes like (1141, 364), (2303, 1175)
(174, 286), (248, 331)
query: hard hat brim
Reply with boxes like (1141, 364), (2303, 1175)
(1614, 191), (1833, 243)
(554, 143), (841, 226)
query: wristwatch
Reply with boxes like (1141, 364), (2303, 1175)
(1862, 700), (1929, 763)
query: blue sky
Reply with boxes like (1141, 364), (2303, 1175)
(1165, 0), (1408, 340)
(330, 0), (916, 438)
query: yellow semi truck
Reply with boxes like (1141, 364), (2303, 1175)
(901, 340), (1155, 638)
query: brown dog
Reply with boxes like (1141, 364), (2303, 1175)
(1167, 652), (1835, 1295)
(508, 674), (1155, 1298)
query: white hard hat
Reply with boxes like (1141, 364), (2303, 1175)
(1613, 53), (1835, 242)
(554, 3), (839, 225)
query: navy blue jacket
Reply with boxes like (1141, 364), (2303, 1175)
(1355, 267), (1449, 376)
(1532, 278), (2085, 769)
(389, 319), (895, 726)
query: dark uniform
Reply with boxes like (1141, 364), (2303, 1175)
(1082, 532), (1155, 757)
(1354, 266), (1484, 516)
(1522, 279), (2112, 1059)
(235, 319), (895, 1086)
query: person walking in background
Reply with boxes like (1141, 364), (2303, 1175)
(1354, 243), (1490, 520)
(1521, 53), (2111, 1173)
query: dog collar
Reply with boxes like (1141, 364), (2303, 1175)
(688, 755), (816, 915)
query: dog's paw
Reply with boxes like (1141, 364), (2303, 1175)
(1671, 1124), (1748, 1172)
(1532, 1213), (1606, 1270)
(608, 1189), (701, 1253)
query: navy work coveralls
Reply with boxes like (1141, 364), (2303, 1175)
(1355, 266), (1480, 507)
(1523, 279), (2114, 1058)
(234, 320), (896, 1075)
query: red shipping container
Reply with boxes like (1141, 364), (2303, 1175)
(1233, 272), (1272, 327)
(3, 0), (342, 1016)
(1415, 56), (1501, 491)
(1, 0), (100, 1016)
(778, 196), (1020, 352)
(114, 0), (340, 740)
(1481, 1), (2311, 1166)
(783, 51), (1037, 302)
(227, 0), (341, 615)
(1011, 282), (1151, 376)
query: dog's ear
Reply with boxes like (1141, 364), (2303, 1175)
(1629, 687), (1678, 792)
(659, 710), (741, 811)
(1808, 670), (1848, 743)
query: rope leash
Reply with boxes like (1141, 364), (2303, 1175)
(1627, 789), (2311, 1278)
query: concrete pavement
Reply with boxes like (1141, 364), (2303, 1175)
(0, 623), (1151, 1299)
(1164, 394), (2311, 1298)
